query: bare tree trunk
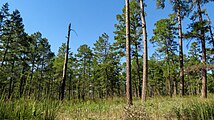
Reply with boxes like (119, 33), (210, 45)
(125, 0), (132, 106)
(8, 59), (15, 99)
(134, 74), (138, 97)
(167, 50), (171, 97)
(134, 42), (142, 98)
(68, 73), (72, 100)
(19, 67), (25, 98)
(197, 0), (207, 98)
(176, 0), (184, 96)
(38, 57), (44, 99)
(139, 0), (148, 103)
(172, 58), (177, 96)
(82, 58), (86, 101)
(60, 23), (71, 100)
(28, 57), (35, 98)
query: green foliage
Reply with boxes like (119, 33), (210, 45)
(0, 3), (55, 99)
(0, 99), (60, 120)
(172, 101), (214, 120)
(114, 0), (142, 57)
(133, 95), (214, 119)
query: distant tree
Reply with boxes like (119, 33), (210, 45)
(185, 42), (201, 95)
(187, 0), (214, 98)
(75, 44), (92, 100)
(156, 0), (192, 96)
(148, 54), (165, 96)
(114, 0), (142, 98)
(93, 33), (111, 97)
(151, 17), (178, 96)
(93, 33), (121, 98)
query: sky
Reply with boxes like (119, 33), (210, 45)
(0, 0), (214, 57)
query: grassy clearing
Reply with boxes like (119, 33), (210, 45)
(0, 95), (214, 120)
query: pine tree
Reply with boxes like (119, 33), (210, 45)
(125, 0), (132, 106)
(75, 44), (92, 100)
(139, 0), (148, 103)
(114, 0), (142, 98)
(151, 17), (178, 96)
(156, 0), (191, 96)
(187, 0), (214, 98)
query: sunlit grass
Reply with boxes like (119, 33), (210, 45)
(0, 94), (214, 119)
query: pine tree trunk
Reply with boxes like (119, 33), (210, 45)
(167, 49), (171, 96)
(135, 43), (142, 98)
(197, 0), (207, 98)
(125, 0), (132, 106)
(82, 58), (86, 101)
(60, 23), (71, 100)
(93, 71), (95, 99)
(68, 73), (72, 100)
(172, 58), (177, 96)
(78, 75), (81, 100)
(8, 59), (15, 99)
(28, 56), (35, 98)
(140, 0), (148, 103)
(19, 67), (25, 98)
(177, 1), (184, 96)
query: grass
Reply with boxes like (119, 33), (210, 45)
(0, 98), (60, 120)
(0, 95), (214, 120)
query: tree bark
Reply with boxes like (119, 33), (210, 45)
(82, 57), (86, 101)
(166, 49), (171, 96)
(176, 0), (184, 96)
(125, 0), (133, 106)
(60, 23), (71, 100)
(172, 57), (177, 96)
(139, 0), (148, 103)
(197, 0), (207, 98)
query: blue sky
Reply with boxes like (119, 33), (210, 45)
(0, 0), (213, 57)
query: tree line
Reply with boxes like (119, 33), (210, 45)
(0, 0), (214, 104)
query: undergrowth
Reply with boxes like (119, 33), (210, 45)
(0, 95), (214, 120)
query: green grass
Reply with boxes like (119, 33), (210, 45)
(0, 98), (60, 120)
(0, 95), (214, 120)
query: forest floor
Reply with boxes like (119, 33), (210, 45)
(1, 94), (214, 120)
